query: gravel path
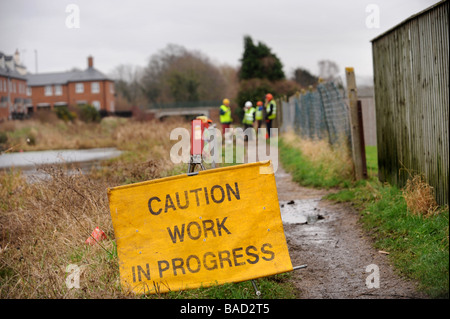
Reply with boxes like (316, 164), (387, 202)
(242, 136), (426, 299)
(275, 166), (427, 299)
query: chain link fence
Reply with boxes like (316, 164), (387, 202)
(280, 81), (351, 146)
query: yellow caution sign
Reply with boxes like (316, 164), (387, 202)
(108, 160), (293, 294)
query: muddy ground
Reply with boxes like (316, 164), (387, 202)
(275, 166), (428, 299)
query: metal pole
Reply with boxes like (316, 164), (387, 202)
(293, 264), (308, 271)
(251, 280), (261, 298)
(34, 49), (38, 74)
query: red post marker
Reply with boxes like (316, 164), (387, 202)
(190, 119), (207, 155)
(85, 227), (107, 245)
(188, 117), (212, 173)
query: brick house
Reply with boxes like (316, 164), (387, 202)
(0, 51), (30, 121)
(26, 56), (115, 114)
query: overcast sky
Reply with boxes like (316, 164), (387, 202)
(0, 0), (441, 85)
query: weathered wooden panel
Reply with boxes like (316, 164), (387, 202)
(372, 1), (448, 205)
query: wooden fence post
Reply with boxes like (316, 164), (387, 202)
(345, 67), (366, 180)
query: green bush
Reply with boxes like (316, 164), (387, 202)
(78, 104), (101, 123)
(55, 105), (76, 122)
(236, 78), (274, 109)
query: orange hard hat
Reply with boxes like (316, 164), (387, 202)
(257, 101), (263, 106)
(265, 93), (273, 101)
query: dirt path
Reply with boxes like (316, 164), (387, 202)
(243, 137), (427, 299)
(275, 166), (427, 299)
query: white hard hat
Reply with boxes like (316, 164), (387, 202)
(245, 101), (253, 108)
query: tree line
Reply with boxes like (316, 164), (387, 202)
(111, 35), (340, 111)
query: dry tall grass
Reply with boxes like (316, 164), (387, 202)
(282, 130), (354, 182)
(1, 119), (115, 152)
(0, 117), (190, 298)
(402, 174), (440, 217)
(0, 165), (122, 298)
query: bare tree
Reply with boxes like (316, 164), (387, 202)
(140, 44), (228, 105)
(318, 60), (340, 82)
(219, 64), (239, 100)
(292, 67), (319, 88)
(110, 64), (144, 106)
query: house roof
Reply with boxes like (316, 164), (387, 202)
(0, 67), (27, 80)
(0, 52), (27, 81)
(26, 67), (112, 87)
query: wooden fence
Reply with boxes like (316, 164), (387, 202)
(371, 1), (448, 205)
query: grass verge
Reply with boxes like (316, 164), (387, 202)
(279, 131), (353, 189)
(280, 134), (449, 299)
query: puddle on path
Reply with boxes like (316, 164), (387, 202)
(279, 198), (324, 225)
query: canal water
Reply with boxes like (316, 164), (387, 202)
(0, 148), (122, 181)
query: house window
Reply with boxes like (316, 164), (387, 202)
(45, 85), (53, 96)
(110, 101), (115, 112)
(75, 83), (84, 93)
(92, 100), (101, 110)
(109, 82), (114, 94)
(91, 82), (100, 94)
(55, 85), (62, 96)
(27, 87), (32, 96)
